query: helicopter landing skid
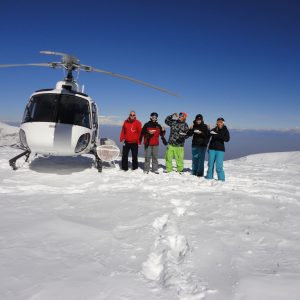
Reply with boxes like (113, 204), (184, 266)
(90, 149), (102, 172)
(9, 149), (31, 170)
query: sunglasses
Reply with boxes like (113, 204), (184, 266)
(150, 115), (157, 119)
(130, 114), (136, 117)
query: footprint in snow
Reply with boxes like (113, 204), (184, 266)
(152, 214), (169, 231)
(170, 198), (182, 206)
(173, 207), (187, 217)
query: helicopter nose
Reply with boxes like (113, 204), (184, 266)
(20, 123), (91, 155)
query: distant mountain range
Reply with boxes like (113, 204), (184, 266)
(2, 122), (300, 160)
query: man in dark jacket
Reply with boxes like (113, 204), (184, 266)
(165, 112), (189, 173)
(140, 112), (167, 174)
(206, 117), (230, 181)
(120, 111), (142, 171)
(187, 114), (210, 176)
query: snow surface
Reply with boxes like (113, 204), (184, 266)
(1, 122), (300, 300)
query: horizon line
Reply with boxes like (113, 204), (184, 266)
(1, 120), (299, 133)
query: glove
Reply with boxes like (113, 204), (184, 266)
(162, 137), (168, 145)
(194, 129), (201, 134)
(210, 131), (218, 135)
(179, 132), (187, 136)
(172, 113), (179, 120)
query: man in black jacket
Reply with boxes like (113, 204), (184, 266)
(206, 117), (230, 181)
(187, 114), (210, 176)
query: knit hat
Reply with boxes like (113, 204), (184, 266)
(150, 112), (158, 117)
(217, 117), (225, 122)
(179, 112), (187, 120)
(195, 114), (203, 121)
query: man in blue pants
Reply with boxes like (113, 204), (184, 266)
(206, 117), (230, 181)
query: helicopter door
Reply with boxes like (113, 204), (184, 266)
(91, 103), (98, 143)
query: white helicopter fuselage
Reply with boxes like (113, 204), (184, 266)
(21, 122), (92, 156)
(19, 81), (99, 156)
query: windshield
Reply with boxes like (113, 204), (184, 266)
(22, 93), (91, 128)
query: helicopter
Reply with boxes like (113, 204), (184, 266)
(0, 51), (177, 172)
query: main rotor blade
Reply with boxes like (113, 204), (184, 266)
(40, 50), (70, 56)
(40, 51), (79, 64)
(87, 66), (178, 97)
(0, 63), (54, 68)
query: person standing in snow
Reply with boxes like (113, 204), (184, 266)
(120, 111), (142, 171)
(164, 112), (189, 173)
(187, 114), (210, 177)
(140, 112), (168, 174)
(206, 117), (230, 181)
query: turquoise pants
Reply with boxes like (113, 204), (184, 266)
(206, 149), (225, 181)
(192, 146), (206, 176)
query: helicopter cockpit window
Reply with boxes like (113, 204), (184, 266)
(22, 94), (57, 123)
(58, 95), (91, 128)
(22, 93), (91, 128)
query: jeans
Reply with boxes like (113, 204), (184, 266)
(206, 149), (225, 181)
(192, 146), (206, 176)
(122, 142), (138, 170)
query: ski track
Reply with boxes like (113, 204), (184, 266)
(0, 145), (300, 299)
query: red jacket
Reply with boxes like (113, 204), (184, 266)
(120, 118), (142, 144)
(140, 121), (164, 146)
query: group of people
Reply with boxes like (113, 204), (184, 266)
(119, 110), (230, 181)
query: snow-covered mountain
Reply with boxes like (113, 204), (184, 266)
(0, 123), (300, 300)
(0, 122), (19, 146)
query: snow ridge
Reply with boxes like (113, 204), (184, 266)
(0, 122), (19, 147)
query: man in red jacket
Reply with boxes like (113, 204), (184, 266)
(140, 112), (168, 174)
(120, 111), (142, 171)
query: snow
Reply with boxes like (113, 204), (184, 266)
(0, 123), (300, 299)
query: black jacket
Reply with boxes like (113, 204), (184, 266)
(187, 122), (210, 147)
(208, 125), (230, 152)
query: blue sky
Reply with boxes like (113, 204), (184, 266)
(0, 0), (299, 129)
